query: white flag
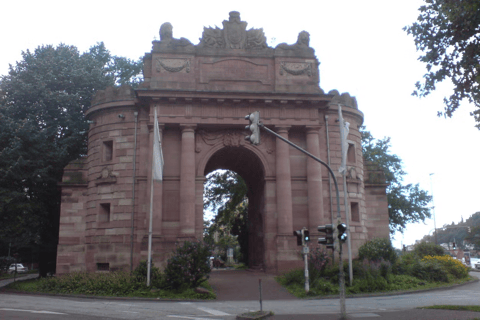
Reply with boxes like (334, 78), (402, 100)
(338, 105), (350, 174)
(152, 107), (164, 181)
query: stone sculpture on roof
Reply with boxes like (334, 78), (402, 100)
(157, 22), (193, 49)
(275, 30), (315, 55)
(199, 11), (267, 50)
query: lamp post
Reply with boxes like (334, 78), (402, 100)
(429, 173), (438, 244)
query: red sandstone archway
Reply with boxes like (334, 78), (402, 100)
(204, 146), (266, 269)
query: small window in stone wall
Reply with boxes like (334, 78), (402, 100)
(347, 143), (356, 164)
(351, 202), (360, 222)
(99, 203), (111, 222)
(103, 140), (113, 162)
(97, 263), (109, 271)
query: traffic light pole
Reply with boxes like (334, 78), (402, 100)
(259, 123), (347, 319)
(302, 228), (310, 294)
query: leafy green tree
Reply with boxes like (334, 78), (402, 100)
(203, 170), (248, 263)
(404, 0), (480, 128)
(358, 238), (398, 264)
(0, 43), (142, 273)
(362, 129), (432, 233)
(413, 241), (445, 258)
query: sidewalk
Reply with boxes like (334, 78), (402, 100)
(209, 269), (296, 301)
(0, 273), (38, 289)
(271, 309), (480, 319)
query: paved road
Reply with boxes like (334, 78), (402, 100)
(0, 272), (479, 319)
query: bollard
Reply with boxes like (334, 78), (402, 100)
(259, 279), (263, 312)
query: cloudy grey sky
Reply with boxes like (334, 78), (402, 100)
(1, 0), (479, 248)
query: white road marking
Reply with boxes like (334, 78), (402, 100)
(196, 306), (231, 316)
(0, 308), (67, 315)
(121, 310), (139, 314)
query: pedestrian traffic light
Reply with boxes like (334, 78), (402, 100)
(318, 224), (334, 250)
(293, 229), (303, 246)
(245, 111), (260, 145)
(453, 241), (456, 249)
(337, 223), (347, 242)
(303, 229), (310, 243)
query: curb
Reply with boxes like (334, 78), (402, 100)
(236, 311), (274, 320)
(304, 276), (480, 300)
(2, 273), (478, 303)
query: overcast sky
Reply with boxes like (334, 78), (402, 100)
(1, 0), (479, 248)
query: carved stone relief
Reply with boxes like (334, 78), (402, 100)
(95, 167), (117, 185)
(199, 11), (267, 50)
(156, 58), (190, 73)
(280, 62), (312, 77)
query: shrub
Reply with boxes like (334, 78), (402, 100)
(310, 277), (339, 295)
(408, 259), (449, 282)
(278, 268), (304, 286)
(358, 238), (397, 264)
(164, 240), (213, 290)
(347, 274), (388, 294)
(386, 274), (424, 290)
(422, 255), (469, 279)
(133, 260), (164, 288)
(413, 241), (445, 258)
(308, 247), (330, 282)
(38, 271), (141, 296)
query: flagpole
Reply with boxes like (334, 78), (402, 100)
(147, 108), (156, 287)
(338, 105), (353, 285)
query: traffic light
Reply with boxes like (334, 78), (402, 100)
(337, 223), (347, 242)
(318, 224), (334, 250)
(245, 111), (260, 145)
(453, 241), (456, 249)
(293, 230), (303, 246)
(303, 229), (310, 243)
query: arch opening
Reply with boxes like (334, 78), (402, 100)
(203, 146), (265, 270)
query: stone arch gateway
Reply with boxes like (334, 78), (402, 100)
(56, 12), (389, 275)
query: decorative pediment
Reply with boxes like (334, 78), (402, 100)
(199, 11), (267, 50)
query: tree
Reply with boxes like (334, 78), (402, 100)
(203, 170), (248, 263)
(362, 129), (432, 234)
(404, 0), (480, 128)
(0, 43), (143, 272)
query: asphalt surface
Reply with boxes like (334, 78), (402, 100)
(1, 271), (480, 319)
(210, 269), (480, 319)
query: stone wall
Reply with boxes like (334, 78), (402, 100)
(56, 12), (390, 275)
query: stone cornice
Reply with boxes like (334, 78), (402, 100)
(137, 90), (333, 107)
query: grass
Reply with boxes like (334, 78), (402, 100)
(0, 270), (37, 280)
(5, 275), (216, 300)
(419, 305), (480, 312)
(276, 273), (476, 299)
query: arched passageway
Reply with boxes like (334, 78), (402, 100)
(204, 146), (265, 269)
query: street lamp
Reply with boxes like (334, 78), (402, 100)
(429, 173), (438, 244)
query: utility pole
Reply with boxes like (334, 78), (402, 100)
(247, 112), (348, 319)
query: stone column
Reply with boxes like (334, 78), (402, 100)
(275, 126), (293, 234)
(306, 126), (324, 230)
(179, 125), (196, 236)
